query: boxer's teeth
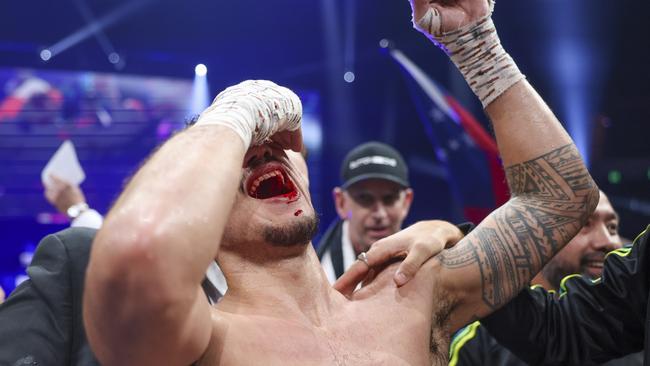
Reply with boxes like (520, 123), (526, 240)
(248, 169), (283, 197)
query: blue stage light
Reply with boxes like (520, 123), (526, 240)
(195, 64), (207, 77)
(190, 64), (210, 116)
(108, 52), (120, 64)
(40, 49), (52, 61)
(343, 71), (355, 83)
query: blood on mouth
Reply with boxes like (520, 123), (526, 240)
(247, 168), (297, 200)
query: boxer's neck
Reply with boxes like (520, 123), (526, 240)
(218, 244), (346, 326)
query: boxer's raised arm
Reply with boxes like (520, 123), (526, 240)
(83, 81), (302, 365)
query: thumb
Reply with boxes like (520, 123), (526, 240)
(333, 260), (370, 298)
(394, 256), (421, 287)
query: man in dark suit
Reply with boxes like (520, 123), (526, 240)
(0, 227), (222, 366)
(0, 228), (100, 366)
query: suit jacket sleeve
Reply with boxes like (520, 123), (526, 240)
(0, 228), (96, 366)
(482, 225), (650, 365)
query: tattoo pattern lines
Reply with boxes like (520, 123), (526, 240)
(439, 144), (598, 309)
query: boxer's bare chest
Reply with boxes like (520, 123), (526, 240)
(197, 263), (453, 365)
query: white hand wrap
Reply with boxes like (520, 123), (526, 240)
(194, 80), (302, 150)
(415, 1), (525, 107)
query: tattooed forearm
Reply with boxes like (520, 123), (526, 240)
(439, 143), (598, 310)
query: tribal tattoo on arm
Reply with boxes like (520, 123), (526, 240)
(437, 143), (598, 316)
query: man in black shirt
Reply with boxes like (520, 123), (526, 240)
(451, 191), (643, 366)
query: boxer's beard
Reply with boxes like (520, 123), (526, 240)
(263, 213), (319, 247)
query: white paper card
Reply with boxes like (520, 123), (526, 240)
(41, 140), (86, 187)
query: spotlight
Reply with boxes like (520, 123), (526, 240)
(40, 49), (52, 61)
(343, 71), (355, 83)
(190, 63), (210, 115)
(379, 39), (390, 48)
(195, 64), (207, 77)
(108, 52), (120, 64)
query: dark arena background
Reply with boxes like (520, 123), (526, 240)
(0, 0), (648, 294)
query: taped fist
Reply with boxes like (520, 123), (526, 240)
(410, 0), (493, 37)
(195, 80), (302, 151)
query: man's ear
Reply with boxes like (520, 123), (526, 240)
(333, 187), (348, 220)
(401, 188), (414, 217)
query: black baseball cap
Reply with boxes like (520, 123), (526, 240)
(340, 141), (410, 189)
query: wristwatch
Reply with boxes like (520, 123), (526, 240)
(66, 202), (89, 219)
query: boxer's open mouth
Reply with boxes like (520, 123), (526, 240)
(247, 166), (297, 199)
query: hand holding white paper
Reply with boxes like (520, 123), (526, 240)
(41, 140), (86, 187)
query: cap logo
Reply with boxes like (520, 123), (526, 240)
(349, 155), (397, 170)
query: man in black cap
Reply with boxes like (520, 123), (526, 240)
(318, 142), (462, 283)
(318, 142), (471, 284)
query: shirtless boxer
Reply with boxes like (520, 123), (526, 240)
(83, 0), (599, 364)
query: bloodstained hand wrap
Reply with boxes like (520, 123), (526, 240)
(414, 1), (525, 107)
(194, 80), (302, 149)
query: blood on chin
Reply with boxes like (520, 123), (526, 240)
(243, 195), (310, 229)
(255, 192), (299, 203)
